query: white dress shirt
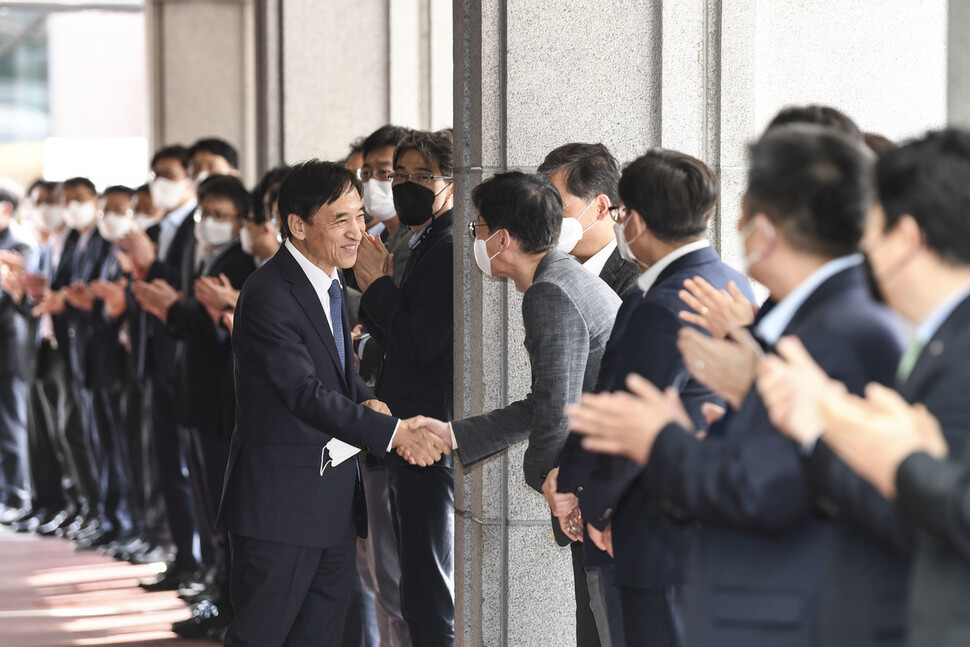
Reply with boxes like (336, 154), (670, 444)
(582, 239), (617, 278)
(636, 239), (711, 295)
(158, 199), (197, 260)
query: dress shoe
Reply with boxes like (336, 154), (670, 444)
(105, 536), (144, 560)
(37, 509), (72, 535)
(128, 543), (170, 565)
(139, 566), (194, 592)
(171, 600), (232, 639)
(73, 526), (118, 550)
(11, 512), (44, 533)
(176, 568), (212, 601)
(0, 506), (32, 525)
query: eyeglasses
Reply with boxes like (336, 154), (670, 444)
(467, 220), (489, 241)
(357, 168), (393, 182)
(194, 207), (238, 223)
(608, 205), (629, 223)
(389, 173), (453, 184)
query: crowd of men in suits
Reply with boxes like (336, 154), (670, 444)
(1, 104), (969, 647)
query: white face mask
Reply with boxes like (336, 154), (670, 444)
(473, 230), (502, 277)
(198, 217), (236, 247)
(65, 200), (97, 231)
(614, 221), (646, 267)
(239, 225), (254, 255)
(557, 199), (599, 254)
(150, 177), (188, 211)
(362, 179), (396, 222)
(134, 212), (164, 231)
(740, 217), (774, 273)
(97, 211), (133, 242)
(35, 204), (65, 233)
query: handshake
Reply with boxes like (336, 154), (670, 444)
(363, 400), (452, 467)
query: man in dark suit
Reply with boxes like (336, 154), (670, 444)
(127, 145), (204, 590)
(539, 143), (639, 298)
(570, 125), (908, 646)
(218, 160), (449, 646)
(0, 185), (33, 523)
(558, 150), (754, 647)
(353, 129), (457, 647)
(759, 128), (970, 647)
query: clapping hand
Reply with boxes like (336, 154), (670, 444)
(195, 273), (239, 311)
(677, 326), (762, 410)
(394, 416), (452, 466)
(678, 277), (756, 340)
(820, 383), (948, 499)
(132, 278), (181, 323)
(565, 374), (694, 465)
(124, 230), (157, 280)
(64, 281), (97, 311)
(757, 335), (847, 447)
(90, 278), (129, 319)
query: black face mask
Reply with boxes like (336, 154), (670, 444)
(862, 253), (886, 304)
(393, 182), (445, 228)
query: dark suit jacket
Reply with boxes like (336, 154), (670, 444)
(359, 211), (454, 422)
(560, 245), (753, 588)
(642, 264), (908, 646)
(0, 226), (33, 378)
(218, 244), (398, 548)
(889, 294), (970, 646)
(598, 246), (640, 299)
(451, 250), (621, 492)
(167, 236), (254, 434)
(63, 228), (114, 389)
(141, 209), (196, 380)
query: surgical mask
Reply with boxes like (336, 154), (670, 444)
(134, 212), (164, 231)
(150, 177), (188, 211)
(97, 211), (132, 242)
(193, 171), (210, 191)
(473, 230), (502, 277)
(64, 200), (97, 231)
(740, 217), (774, 273)
(613, 221), (645, 266)
(393, 181), (450, 228)
(557, 199), (599, 254)
(362, 179), (396, 222)
(36, 204), (65, 232)
(198, 217), (235, 247)
(239, 225), (254, 255)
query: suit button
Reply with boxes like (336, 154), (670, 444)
(68, 329), (76, 338)
(600, 507), (613, 521)
(576, 486), (584, 494)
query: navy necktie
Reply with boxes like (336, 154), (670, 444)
(328, 279), (346, 372)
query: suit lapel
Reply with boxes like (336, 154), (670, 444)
(276, 248), (348, 388)
(901, 294), (970, 398)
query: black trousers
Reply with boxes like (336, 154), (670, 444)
(225, 522), (357, 646)
(619, 585), (684, 647)
(92, 388), (135, 536)
(384, 453), (455, 647)
(571, 541), (604, 647)
(0, 373), (29, 508)
(33, 343), (82, 512)
(185, 424), (232, 599)
(26, 374), (65, 513)
(148, 373), (200, 571)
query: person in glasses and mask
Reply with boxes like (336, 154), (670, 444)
(402, 170), (622, 647)
(539, 143), (639, 299)
(354, 128), (456, 647)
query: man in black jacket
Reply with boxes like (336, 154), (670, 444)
(355, 129), (456, 647)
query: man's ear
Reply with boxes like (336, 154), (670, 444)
(287, 213), (306, 241)
(594, 194), (611, 222)
(896, 214), (923, 252)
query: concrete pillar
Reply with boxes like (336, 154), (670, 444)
(950, 0), (970, 128)
(147, 0), (258, 184)
(452, 1), (949, 645)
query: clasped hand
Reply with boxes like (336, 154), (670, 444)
(392, 415), (452, 467)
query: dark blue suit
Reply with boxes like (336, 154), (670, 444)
(641, 264), (907, 647)
(219, 243), (398, 646)
(559, 245), (753, 646)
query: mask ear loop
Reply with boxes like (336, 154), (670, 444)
(320, 448), (333, 476)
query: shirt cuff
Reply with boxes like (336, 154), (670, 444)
(449, 422), (457, 450)
(386, 419), (401, 453)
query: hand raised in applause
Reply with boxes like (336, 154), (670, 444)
(124, 230), (157, 280)
(64, 281), (97, 311)
(757, 335), (847, 448)
(677, 325), (762, 410)
(0, 264), (25, 302)
(566, 374), (694, 465)
(90, 278), (128, 319)
(820, 383), (947, 499)
(678, 277), (756, 340)
(132, 278), (181, 323)
(394, 416), (452, 467)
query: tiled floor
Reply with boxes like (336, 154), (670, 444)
(0, 525), (213, 646)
